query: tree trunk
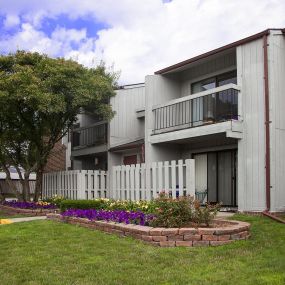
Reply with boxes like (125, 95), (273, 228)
(0, 183), (5, 202)
(22, 177), (31, 201)
(1, 165), (23, 201)
(34, 168), (43, 202)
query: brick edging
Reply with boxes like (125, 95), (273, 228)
(47, 213), (250, 247)
(0, 205), (59, 216)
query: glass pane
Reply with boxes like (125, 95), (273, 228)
(218, 152), (233, 206)
(191, 77), (216, 94)
(217, 71), (237, 86)
(207, 152), (217, 203)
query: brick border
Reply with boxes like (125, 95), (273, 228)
(47, 213), (250, 247)
(0, 205), (59, 216)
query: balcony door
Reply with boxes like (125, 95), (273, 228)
(193, 149), (237, 207)
(191, 70), (237, 126)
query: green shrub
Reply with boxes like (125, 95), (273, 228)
(59, 199), (109, 212)
(149, 194), (193, 228)
(149, 193), (221, 228)
(192, 200), (221, 226)
(59, 198), (157, 213)
(42, 195), (66, 207)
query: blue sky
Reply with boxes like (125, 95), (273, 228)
(0, 0), (284, 84)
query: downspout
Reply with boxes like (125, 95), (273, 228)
(262, 34), (271, 212)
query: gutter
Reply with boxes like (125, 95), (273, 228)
(262, 211), (285, 224)
(263, 34), (271, 212)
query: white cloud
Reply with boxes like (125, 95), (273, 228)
(0, 0), (285, 84)
(3, 14), (20, 29)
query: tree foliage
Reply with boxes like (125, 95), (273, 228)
(0, 51), (118, 201)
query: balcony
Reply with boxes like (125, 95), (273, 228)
(71, 122), (108, 154)
(150, 84), (242, 143)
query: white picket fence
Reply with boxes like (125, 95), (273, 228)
(42, 170), (108, 200)
(112, 159), (195, 201)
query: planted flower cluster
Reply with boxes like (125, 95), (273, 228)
(62, 209), (154, 226)
(4, 200), (57, 209)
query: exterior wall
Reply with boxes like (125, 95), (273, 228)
(236, 39), (266, 211)
(108, 85), (146, 191)
(44, 140), (66, 173)
(145, 75), (181, 164)
(110, 86), (145, 148)
(268, 31), (285, 212)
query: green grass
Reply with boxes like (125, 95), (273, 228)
(0, 214), (284, 285)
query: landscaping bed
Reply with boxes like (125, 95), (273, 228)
(0, 201), (58, 216)
(47, 213), (250, 247)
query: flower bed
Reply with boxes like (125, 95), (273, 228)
(4, 201), (57, 209)
(47, 213), (251, 247)
(62, 209), (154, 226)
(1, 201), (58, 216)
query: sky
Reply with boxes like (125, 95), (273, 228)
(0, 0), (285, 84)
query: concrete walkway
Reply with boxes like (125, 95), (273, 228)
(10, 216), (47, 223)
(216, 212), (235, 219)
(0, 216), (46, 225)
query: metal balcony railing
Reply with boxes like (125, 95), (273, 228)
(152, 84), (240, 134)
(71, 122), (107, 149)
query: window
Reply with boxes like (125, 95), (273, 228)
(191, 71), (238, 125)
(123, 155), (137, 165)
(191, 70), (237, 94)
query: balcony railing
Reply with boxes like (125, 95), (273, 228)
(152, 84), (240, 134)
(71, 122), (108, 149)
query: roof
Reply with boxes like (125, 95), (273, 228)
(155, 28), (284, 75)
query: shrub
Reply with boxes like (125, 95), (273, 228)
(59, 198), (157, 213)
(192, 200), (221, 226)
(149, 194), (221, 228)
(149, 194), (193, 228)
(59, 199), (109, 212)
(42, 195), (65, 207)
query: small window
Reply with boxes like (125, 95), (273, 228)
(123, 155), (137, 166)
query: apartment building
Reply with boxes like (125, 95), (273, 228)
(63, 28), (285, 213)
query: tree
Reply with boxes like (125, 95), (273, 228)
(0, 51), (117, 201)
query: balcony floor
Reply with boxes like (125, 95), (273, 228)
(150, 120), (243, 144)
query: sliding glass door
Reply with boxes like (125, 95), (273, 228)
(193, 150), (237, 207)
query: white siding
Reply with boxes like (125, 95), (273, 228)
(237, 39), (266, 211)
(145, 75), (181, 163)
(268, 31), (285, 212)
(110, 86), (145, 147)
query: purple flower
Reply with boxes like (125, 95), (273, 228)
(61, 209), (155, 226)
(3, 201), (57, 209)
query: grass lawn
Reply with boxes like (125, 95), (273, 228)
(0, 214), (284, 285)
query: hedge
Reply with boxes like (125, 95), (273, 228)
(59, 200), (108, 212)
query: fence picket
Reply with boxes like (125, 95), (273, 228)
(178, 159), (183, 197)
(171, 160), (176, 198)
